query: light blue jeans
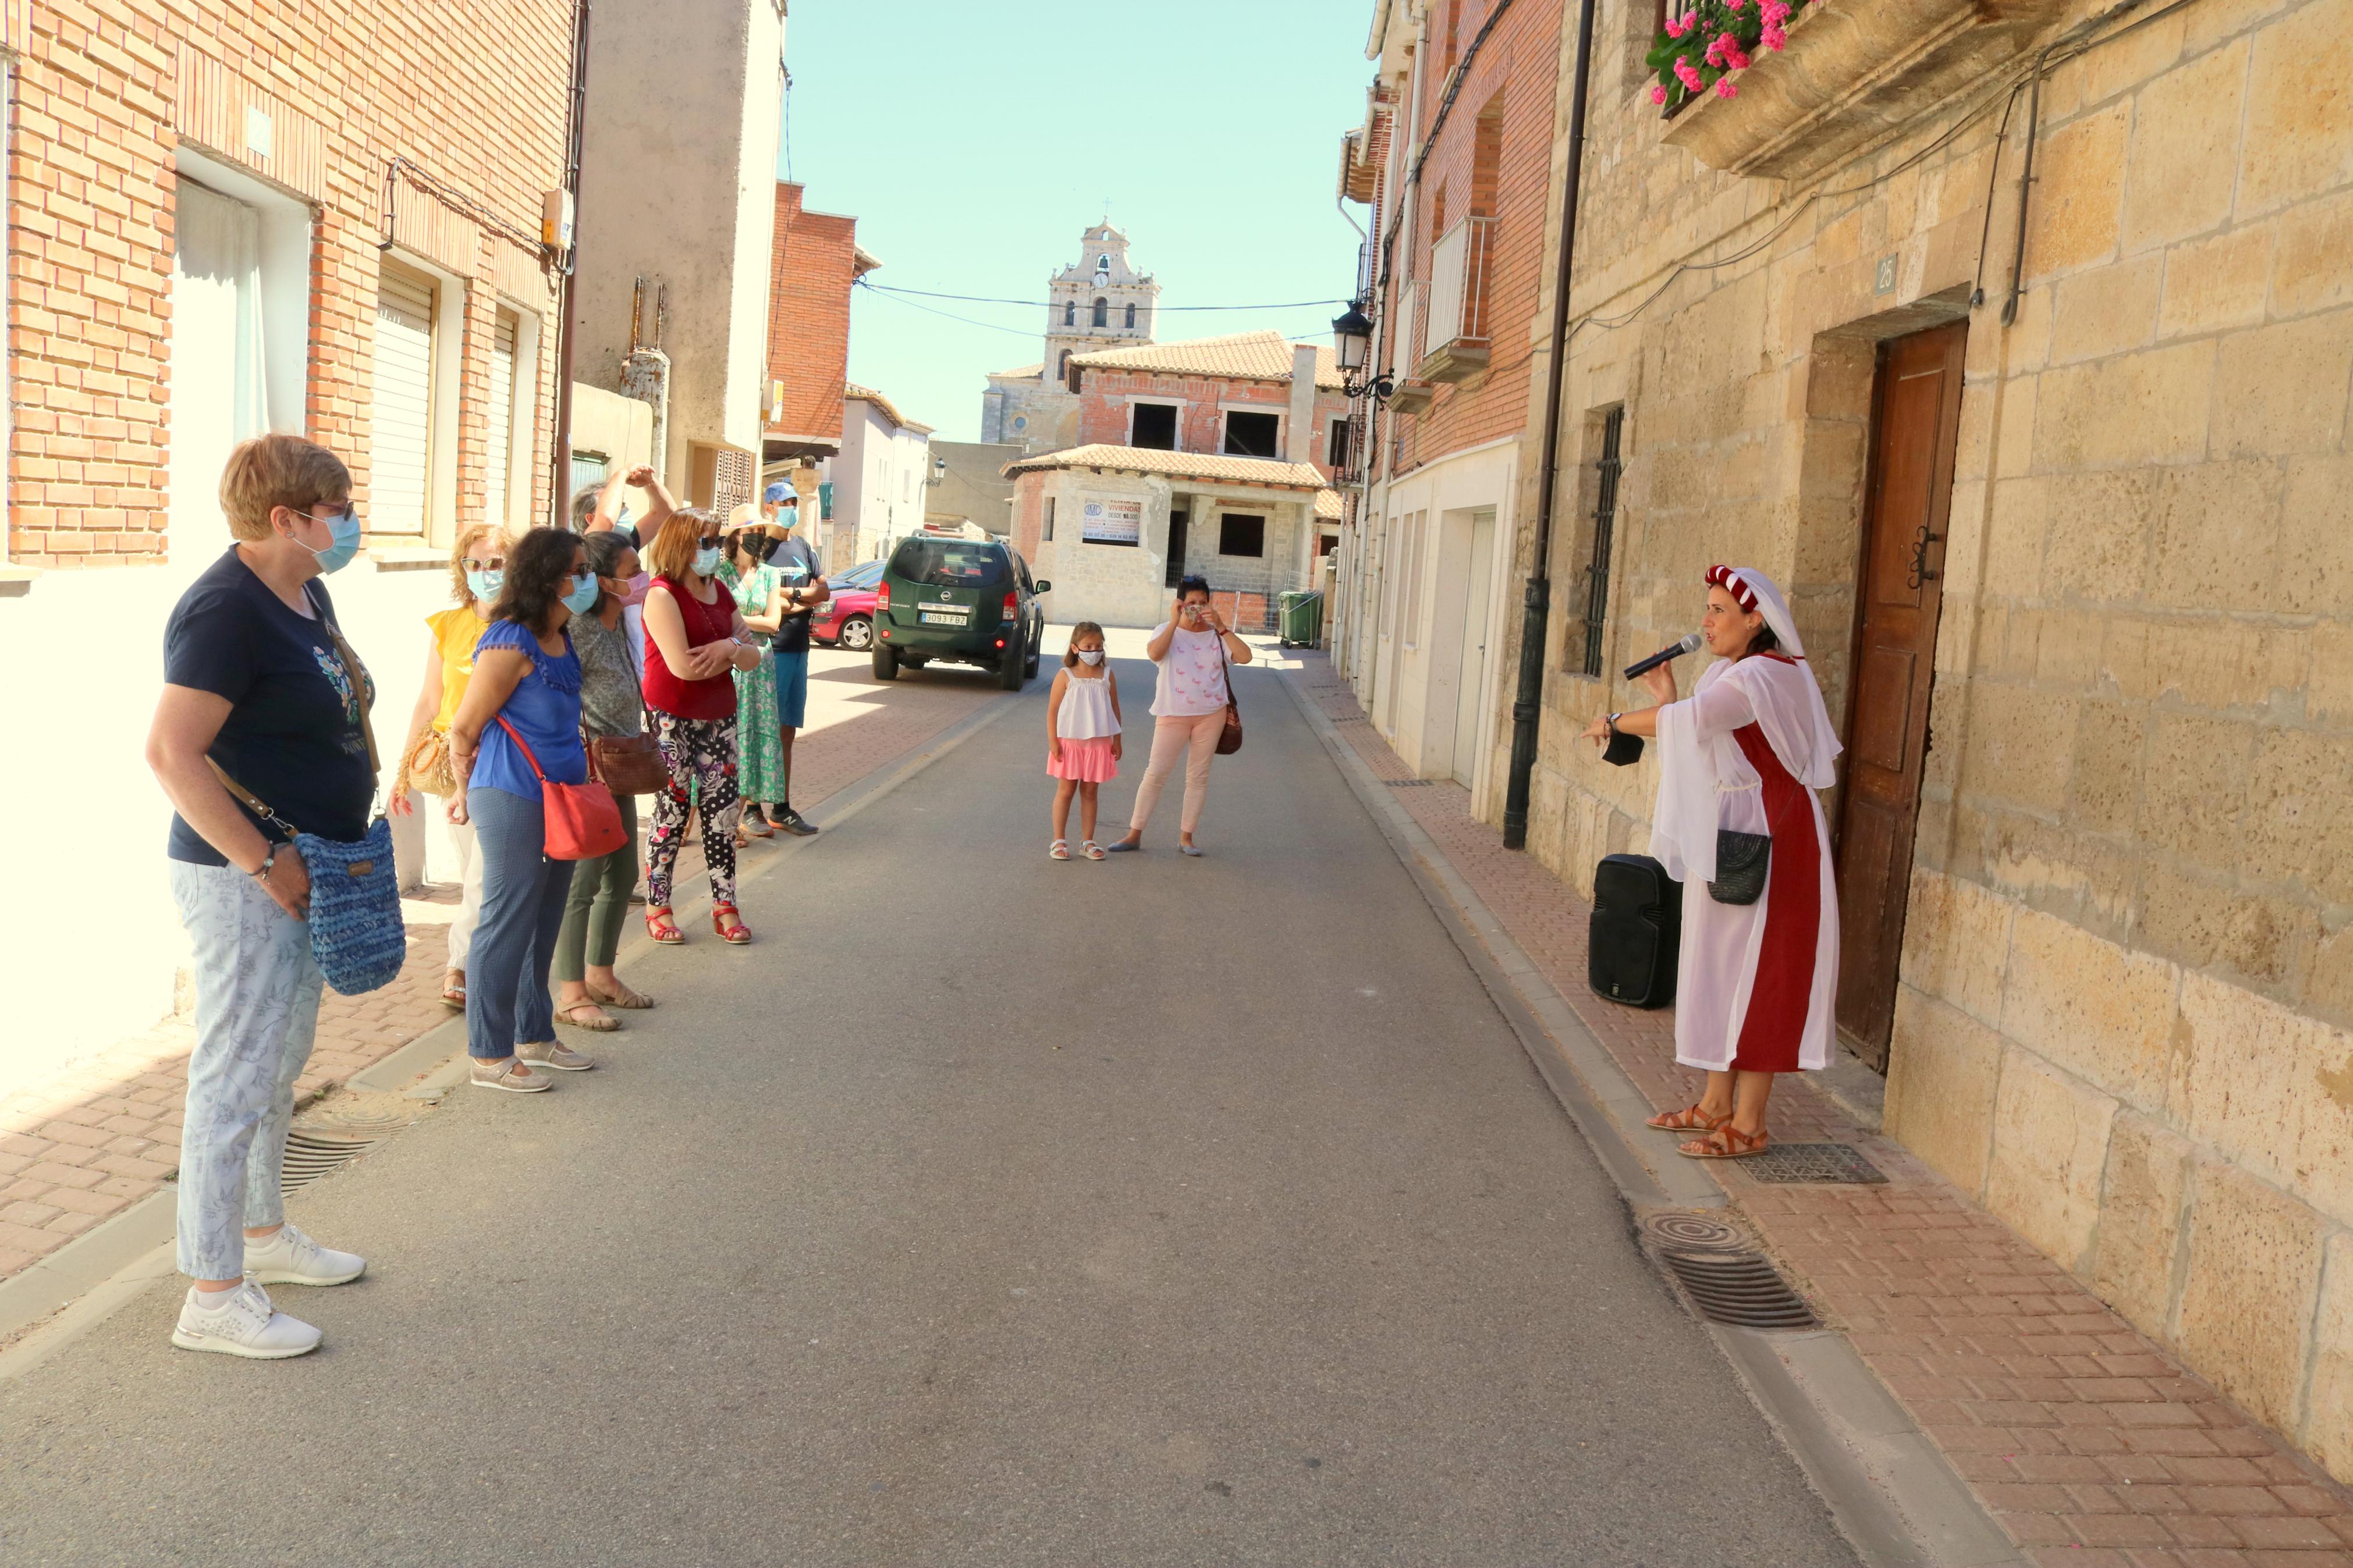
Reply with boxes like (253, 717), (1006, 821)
(465, 785), (570, 1059)
(169, 861), (322, 1281)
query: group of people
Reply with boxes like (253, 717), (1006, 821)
(147, 434), (832, 1358)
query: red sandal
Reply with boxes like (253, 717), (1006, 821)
(1647, 1103), (1731, 1133)
(645, 907), (683, 945)
(1679, 1125), (1771, 1160)
(712, 902), (751, 945)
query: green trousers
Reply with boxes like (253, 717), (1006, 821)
(553, 790), (639, 982)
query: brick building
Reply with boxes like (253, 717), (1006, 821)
(1336, 0), (2353, 1487)
(1329, 0), (1564, 793)
(1006, 332), (1347, 630)
(762, 180), (878, 472)
(0, 0), (578, 1096)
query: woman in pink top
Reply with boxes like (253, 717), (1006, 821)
(1106, 575), (1251, 858)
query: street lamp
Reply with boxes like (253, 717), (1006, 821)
(1331, 301), (1392, 401)
(928, 455), (948, 487)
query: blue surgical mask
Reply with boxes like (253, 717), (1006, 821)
(561, 571), (600, 615)
(297, 507), (363, 574)
(466, 568), (505, 603)
(693, 546), (724, 577)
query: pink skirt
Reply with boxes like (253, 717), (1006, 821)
(1048, 735), (1119, 783)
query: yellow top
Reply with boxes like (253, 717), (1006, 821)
(425, 606), (489, 733)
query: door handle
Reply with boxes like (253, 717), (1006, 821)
(1907, 525), (1943, 590)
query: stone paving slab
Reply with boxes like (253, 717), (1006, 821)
(0, 650), (999, 1293)
(1280, 650), (2353, 1567)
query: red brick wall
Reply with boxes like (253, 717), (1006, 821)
(764, 182), (857, 449)
(1380, 0), (1561, 475)
(8, 1), (574, 567)
(1076, 367), (1353, 479)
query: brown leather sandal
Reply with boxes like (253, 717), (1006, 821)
(1648, 1103), (1731, 1133)
(1679, 1125), (1771, 1160)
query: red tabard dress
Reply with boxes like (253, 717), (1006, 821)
(642, 574), (738, 720)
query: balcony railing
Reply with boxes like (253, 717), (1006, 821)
(1417, 216), (1493, 384)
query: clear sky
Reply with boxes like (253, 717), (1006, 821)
(778, 1), (1374, 444)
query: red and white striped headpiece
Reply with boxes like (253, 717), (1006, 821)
(1705, 564), (1759, 611)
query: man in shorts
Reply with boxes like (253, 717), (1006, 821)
(760, 484), (826, 835)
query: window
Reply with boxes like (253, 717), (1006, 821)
(1577, 407), (1626, 677)
(1223, 410), (1280, 458)
(1043, 496), (1055, 541)
(1092, 297), (1108, 328)
(1097, 253), (1111, 271)
(1056, 349), (1070, 379)
(1130, 401), (1177, 450)
(1328, 416), (1351, 471)
(1165, 510), (1190, 586)
(1064, 301), (1076, 326)
(1124, 301), (1136, 329)
(371, 260), (439, 536)
(483, 308), (521, 528)
(1219, 514), (1265, 558)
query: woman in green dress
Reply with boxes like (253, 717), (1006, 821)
(718, 525), (787, 843)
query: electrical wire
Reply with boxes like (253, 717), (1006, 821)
(854, 280), (1039, 338)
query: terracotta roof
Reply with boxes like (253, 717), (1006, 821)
(988, 362), (1044, 381)
(1315, 489), (1343, 520)
(1068, 330), (1343, 390)
(845, 382), (922, 431)
(1001, 445), (1330, 490)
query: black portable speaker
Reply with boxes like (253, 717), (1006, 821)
(1589, 854), (1682, 1008)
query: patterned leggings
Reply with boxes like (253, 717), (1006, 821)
(646, 710), (741, 910)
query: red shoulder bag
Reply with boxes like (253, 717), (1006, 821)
(493, 716), (629, 861)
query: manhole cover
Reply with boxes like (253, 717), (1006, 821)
(1659, 1249), (1818, 1329)
(1738, 1142), (1887, 1185)
(1385, 778), (1435, 788)
(1638, 1211), (1746, 1252)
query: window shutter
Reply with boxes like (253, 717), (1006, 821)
(371, 264), (436, 536)
(484, 310), (519, 527)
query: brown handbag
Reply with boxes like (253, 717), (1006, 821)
(1215, 635), (1243, 756)
(590, 731), (669, 795)
(401, 728), (457, 796)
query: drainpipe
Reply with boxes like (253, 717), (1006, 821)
(1500, 0), (1596, 852)
(550, 0), (592, 526)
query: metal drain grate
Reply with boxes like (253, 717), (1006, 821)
(1385, 778), (1435, 788)
(1331, 714), (1371, 724)
(1638, 1210), (1747, 1253)
(1658, 1249), (1818, 1329)
(1737, 1142), (1888, 1185)
(280, 1130), (383, 1193)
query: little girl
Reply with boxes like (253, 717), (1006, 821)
(1046, 621), (1123, 860)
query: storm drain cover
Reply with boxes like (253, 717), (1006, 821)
(1385, 778), (1435, 788)
(1737, 1142), (1887, 1185)
(1331, 714), (1370, 724)
(1659, 1249), (1818, 1329)
(279, 1131), (382, 1193)
(1638, 1211), (1747, 1253)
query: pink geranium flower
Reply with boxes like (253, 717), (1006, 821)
(1716, 77), (1740, 97)
(1651, 84), (1669, 104)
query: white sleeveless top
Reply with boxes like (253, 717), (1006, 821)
(1056, 671), (1120, 739)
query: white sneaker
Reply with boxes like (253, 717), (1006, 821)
(243, 1221), (366, 1286)
(171, 1282), (323, 1359)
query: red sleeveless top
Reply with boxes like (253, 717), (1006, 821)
(641, 574), (739, 721)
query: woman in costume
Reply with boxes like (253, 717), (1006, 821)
(1582, 565), (1841, 1160)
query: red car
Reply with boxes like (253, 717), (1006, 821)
(808, 562), (884, 650)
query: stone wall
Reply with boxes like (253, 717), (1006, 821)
(1495, 0), (2353, 1477)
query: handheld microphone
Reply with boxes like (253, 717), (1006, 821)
(1623, 631), (1704, 681)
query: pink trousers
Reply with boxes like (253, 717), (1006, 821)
(1130, 711), (1223, 835)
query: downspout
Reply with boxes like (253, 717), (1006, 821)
(1500, 0), (1596, 852)
(550, 0), (592, 525)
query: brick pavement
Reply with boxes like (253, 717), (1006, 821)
(1283, 650), (2353, 1567)
(0, 649), (996, 1290)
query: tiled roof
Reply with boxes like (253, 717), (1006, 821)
(1000, 444), (1330, 490)
(1315, 488), (1344, 520)
(987, 362), (1044, 381)
(845, 383), (918, 431)
(1069, 330), (1343, 390)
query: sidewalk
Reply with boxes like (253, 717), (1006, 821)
(0, 650), (1001, 1293)
(1280, 649), (2353, 1568)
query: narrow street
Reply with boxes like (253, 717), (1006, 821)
(0, 649), (1857, 1567)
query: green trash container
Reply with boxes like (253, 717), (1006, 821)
(1277, 589), (1324, 648)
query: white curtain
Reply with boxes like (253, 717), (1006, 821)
(169, 178), (267, 553)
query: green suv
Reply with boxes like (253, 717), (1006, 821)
(871, 536), (1050, 689)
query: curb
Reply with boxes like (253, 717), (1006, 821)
(1276, 667), (2028, 1568)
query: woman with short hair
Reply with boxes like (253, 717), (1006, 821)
(1581, 565), (1843, 1159)
(640, 508), (764, 944)
(145, 433), (376, 1358)
(1106, 575), (1250, 858)
(389, 520), (506, 1009)
(448, 528), (603, 1091)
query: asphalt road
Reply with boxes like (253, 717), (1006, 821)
(0, 653), (1860, 1567)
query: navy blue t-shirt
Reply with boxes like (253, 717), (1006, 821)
(163, 547), (376, 866)
(768, 536), (821, 655)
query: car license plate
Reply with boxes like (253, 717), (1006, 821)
(918, 608), (969, 625)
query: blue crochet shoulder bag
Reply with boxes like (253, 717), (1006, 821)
(209, 610), (407, 996)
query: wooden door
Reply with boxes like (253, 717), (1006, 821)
(1450, 509), (1496, 788)
(1164, 510), (1190, 588)
(1834, 322), (1964, 1071)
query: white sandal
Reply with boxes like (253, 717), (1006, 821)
(1082, 841), (1106, 861)
(1049, 839), (1072, 860)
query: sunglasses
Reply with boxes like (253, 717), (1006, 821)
(696, 535), (726, 549)
(460, 557), (506, 572)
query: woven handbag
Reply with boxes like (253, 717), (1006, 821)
(1707, 829), (1772, 906)
(494, 716), (628, 861)
(401, 728), (457, 796)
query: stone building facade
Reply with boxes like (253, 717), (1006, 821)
(980, 222), (1159, 454)
(1343, 0), (2353, 1480)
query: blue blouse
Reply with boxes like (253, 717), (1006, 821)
(470, 620), (588, 800)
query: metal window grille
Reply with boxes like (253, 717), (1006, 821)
(1580, 407), (1624, 678)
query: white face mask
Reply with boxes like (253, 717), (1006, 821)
(1077, 649), (1104, 667)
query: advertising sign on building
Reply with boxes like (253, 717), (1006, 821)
(1080, 496), (1142, 546)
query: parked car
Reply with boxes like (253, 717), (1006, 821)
(871, 536), (1049, 690)
(810, 570), (882, 650)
